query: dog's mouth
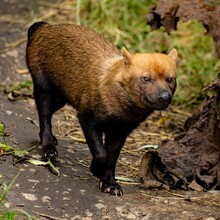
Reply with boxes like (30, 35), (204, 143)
(142, 97), (172, 110)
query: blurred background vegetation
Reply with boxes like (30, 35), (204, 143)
(31, 0), (220, 109)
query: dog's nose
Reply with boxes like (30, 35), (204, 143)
(158, 90), (172, 102)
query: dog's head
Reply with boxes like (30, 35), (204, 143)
(120, 48), (178, 110)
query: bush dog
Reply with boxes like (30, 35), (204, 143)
(26, 22), (178, 196)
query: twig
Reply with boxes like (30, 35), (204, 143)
(0, 37), (27, 54)
(75, 158), (89, 168)
(26, 117), (39, 128)
(67, 134), (86, 143)
(6, 38), (27, 48)
(117, 181), (139, 185)
(117, 160), (138, 171)
(159, 111), (169, 139)
(171, 106), (192, 117)
(162, 189), (186, 198)
(162, 189), (220, 207)
(33, 211), (66, 220)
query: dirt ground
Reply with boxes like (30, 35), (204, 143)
(0, 0), (219, 219)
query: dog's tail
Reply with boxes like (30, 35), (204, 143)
(27, 21), (48, 39)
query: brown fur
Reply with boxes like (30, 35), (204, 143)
(26, 23), (177, 120)
(26, 22), (178, 195)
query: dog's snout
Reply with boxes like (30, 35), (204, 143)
(158, 90), (172, 102)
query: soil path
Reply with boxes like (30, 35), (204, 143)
(0, 1), (219, 219)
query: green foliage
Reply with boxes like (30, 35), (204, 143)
(0, 154), (38, 219)
(168, 20), (219, 106)
(0, 173), (19, 220)
(0, 123), (7, 145)
(5, 80), (32, 93)
(0, 124), (4, 136)
(0, 211), (17, 220)
(0, 123), (30, 157)
(76, 0), (157, 52)
(27, 159), (60, 176)
(72, 0), (219, 108)
(0, 173), (19, 203)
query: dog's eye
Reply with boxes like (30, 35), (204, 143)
(166, 77), (174, 83)
(143, 76), (151, 82)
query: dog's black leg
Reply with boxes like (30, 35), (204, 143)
(33, 74), (66, 159)
(78, 114), (107, 177)
(98, 129), (128, 196)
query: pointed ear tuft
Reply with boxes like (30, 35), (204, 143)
(168, 49), (178, 62)
(122, 47), (131, 65)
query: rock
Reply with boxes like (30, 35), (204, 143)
(95, 203), (105, 209)
(42, 195), (51, 204)
(21, 193), (37, 201)
(127, 213), (136, 219)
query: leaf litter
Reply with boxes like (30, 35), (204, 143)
(0, 122), (59, 176)
(140, 74), (220, 199)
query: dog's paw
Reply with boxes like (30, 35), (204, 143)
(42, 145), (58, 160)
(52, 135), (58, 145)
(99, 180), (123, 196)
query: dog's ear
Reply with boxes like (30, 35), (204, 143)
(122, 47), (132, 65)
(168, 49), (178, 62)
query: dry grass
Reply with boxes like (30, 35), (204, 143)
(54, 105), (190, 184)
